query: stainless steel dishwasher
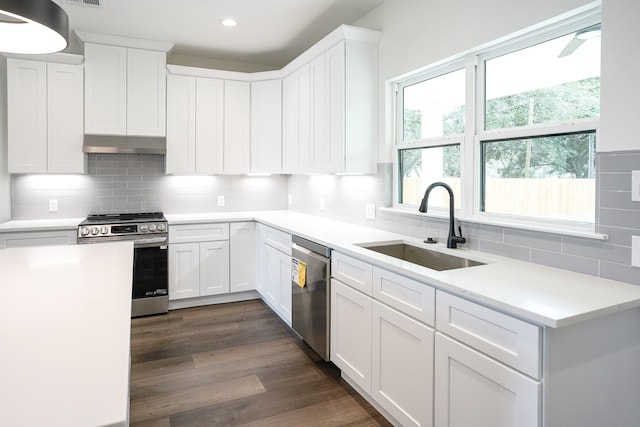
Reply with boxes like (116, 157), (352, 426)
(291, 235), (331, 361)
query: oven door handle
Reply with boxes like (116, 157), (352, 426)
(133, 237), (168, 248)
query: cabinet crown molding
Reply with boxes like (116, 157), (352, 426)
(76, 30), (174, 53)
(3, 52), (84, 65)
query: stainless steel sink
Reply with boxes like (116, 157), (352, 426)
(358, 242), (485, 271)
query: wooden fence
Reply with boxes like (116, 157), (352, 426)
(403, 177), (595, 220)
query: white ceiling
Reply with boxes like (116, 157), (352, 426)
(62, 0), (384, 70)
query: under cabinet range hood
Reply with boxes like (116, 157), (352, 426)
(82, 135), (166, 154)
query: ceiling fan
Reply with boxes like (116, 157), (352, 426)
(558, 24), (601, 58)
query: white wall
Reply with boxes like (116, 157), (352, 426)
(352, 0), (629, 160)
(599, 0), (640, 152)
(0, 55), (10, 222)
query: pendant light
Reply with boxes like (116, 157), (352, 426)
(0, 0), (69, 54)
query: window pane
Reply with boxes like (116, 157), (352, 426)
(402, 69), (465, 141)
(481, 132), (596, 222)
(485, 24), (600, 130)
(399, 145), (461, 208)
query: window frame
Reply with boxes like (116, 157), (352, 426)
(392, 5), (602, 233)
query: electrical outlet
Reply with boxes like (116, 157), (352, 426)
(48, 199), (58, 212)
(217, 195), (225, 207)
(365, 203), (376, 220)
(632, 236), (640, 268)
(632, 171), (640, 202)
(319, 197), (325, 211)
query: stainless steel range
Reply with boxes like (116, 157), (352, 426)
(77, 212), (169, 317)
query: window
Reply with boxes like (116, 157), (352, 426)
(400, 68), (466, 141)
(399, 144), (461, 208)
(394, 8), (600, 229)
(481, 132), (596, 221)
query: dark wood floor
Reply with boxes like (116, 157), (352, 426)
(129, 299), (392, 426)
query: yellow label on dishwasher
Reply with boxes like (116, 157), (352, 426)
(292, 258), (307, 288)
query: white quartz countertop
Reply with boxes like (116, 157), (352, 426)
(5, 211), (640, 328)
(0, 217), (84, 232)
(0, 241), (133, 427)
(170, 210), (640, 328)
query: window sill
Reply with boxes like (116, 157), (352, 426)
(379, 207), (609, 241)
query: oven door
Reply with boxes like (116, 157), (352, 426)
(132, 239), (168, 299)
(131, 236), (169, 317)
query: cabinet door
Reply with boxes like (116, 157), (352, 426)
(230, 222), (256, 293)
(283, 64), (310, 173)
(166, 74), (196, 174)
(84, 43), (127, 135)
(196, 77), (224, 173)
(47, 63), (84, 173)
(434, 333), (541, 427)
(127, 48), (167, 136)
(372, 301), (434, 427)
(169, 243), (200, 300)
(250, 80), (282, 173)
(326, 41), (346, 173)
(7, 58), (47, 173)
(276, 247), (292, 325)
(309, 54), (326, 172)
(263, 244), (282, 313)
(223, 80), (250, 174)
(199, 241), (230, 296)
(331, 278), (372, 393)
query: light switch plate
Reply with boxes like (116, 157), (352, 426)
(365, 203), (376, 220)
(632, 236), (640, 268)
(632, 171), (640, 202)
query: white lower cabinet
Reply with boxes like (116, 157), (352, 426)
(168, 240), (230, 299)
(434, 332), (541, 427)
(372, 300), (434, 427)
(229, 222), (256, 293)
(256, 224), (292, 325)
(263, 243), (292, 324)
(0, 230), (77, 248)
(168, 223), (230, 301)
(330, 278), (372, 393)
(199, 241), (230, 296)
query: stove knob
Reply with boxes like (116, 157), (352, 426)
(100, 226), (109, 234)
(140, 224), (149, 233)
(91, 227), (100, 235)
(157, 223), (166, 232)
(149, 224), (157, 232)
(80, 227), (90, 236)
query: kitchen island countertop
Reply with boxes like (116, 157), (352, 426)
(0, 241), (133, 427)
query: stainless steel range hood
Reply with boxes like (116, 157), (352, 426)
(82, 135), (166, 154)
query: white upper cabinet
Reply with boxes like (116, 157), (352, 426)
(83, 43), (127, 135)
(223, 80), (251, 174)
(7, 57), (84, 174)
(282, 27), (381, 174)
(79, 32), (172, 137)
(166, 74), (223, 174)
(250, 80), (282, 173)
(283, 64), (311, 173)
(165, 65), (251, 175)
(126, 48), (167, 136)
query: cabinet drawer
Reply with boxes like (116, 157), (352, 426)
(262, 225), (292, 255)
(331, 252), (373, 296)
(436, 291), (541, 378)
(169, 223), (229, 244)
(373, 267), (435, 327)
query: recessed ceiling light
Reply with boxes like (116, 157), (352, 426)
(221, 18), (237, 27)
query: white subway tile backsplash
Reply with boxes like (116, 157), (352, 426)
(12, 153), (287, 218)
